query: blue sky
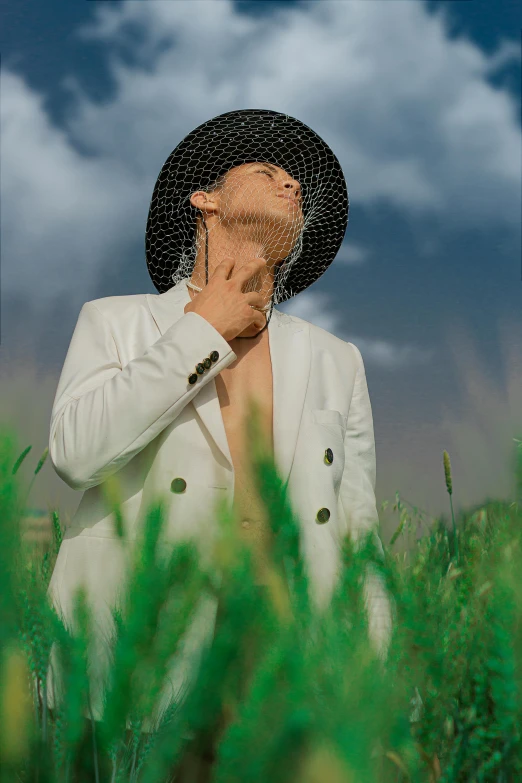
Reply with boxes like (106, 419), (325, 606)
(2, 0), (521, 528)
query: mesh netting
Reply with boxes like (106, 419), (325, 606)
(145, 109), (349, 325)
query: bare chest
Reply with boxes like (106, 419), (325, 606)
(214, 334), (274, 455)
(214, 333), (276, 585)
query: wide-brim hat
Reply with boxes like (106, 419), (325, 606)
(145, 108), (349, 304)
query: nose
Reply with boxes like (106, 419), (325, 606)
(283, 177), (301, 202)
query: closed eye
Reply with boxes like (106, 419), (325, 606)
(257, 169), (273, 177)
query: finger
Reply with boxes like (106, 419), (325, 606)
(211, 256), (236, 279)
(244, 291), (265, 308)
(231, 257), (266, 288)
(249, 305), (267, 326)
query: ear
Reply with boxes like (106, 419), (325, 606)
(189, 190), (219, 216)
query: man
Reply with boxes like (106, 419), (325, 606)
(47, 109), (393, 727)
(183, 158), (305, 585)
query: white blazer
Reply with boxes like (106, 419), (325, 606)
(47, 277), (393, 712)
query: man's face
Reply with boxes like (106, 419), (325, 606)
(206, 161), (304, 257)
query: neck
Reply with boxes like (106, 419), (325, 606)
(188, 226), (280, 307)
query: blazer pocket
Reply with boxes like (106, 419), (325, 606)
(309, 409), (346, 490)
(311, 408), (346, 431)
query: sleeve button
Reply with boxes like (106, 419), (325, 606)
(196, 363), (205, 375)
(210, 351), (219, 363)
(188, 373), (198, 385)
(203, 357), (212, 369)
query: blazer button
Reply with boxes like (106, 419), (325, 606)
(316, 507), (330, 524)
(170, 477), (187, 493)
(188, 373), (198, 385)
(210, 351), (219, 363)
(196, 363), (205, 375)
(324, 448), (334, 465)
(203, 357), (212, 370)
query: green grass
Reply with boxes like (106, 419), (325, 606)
(1, 403), (522, 782)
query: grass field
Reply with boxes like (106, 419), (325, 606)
(1, 407), (522, 782)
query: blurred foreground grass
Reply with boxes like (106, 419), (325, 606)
(2, 411), (522, 782)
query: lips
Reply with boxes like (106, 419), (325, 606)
(277, 194), (299, 207)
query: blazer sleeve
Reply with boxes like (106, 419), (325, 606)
(338, 342), (395, 660)
(49, 302), (237, 492)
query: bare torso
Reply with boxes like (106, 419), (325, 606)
(214, 329), (275, 582)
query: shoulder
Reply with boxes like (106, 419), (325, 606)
(83, 293), (149, 321)
(277, 309), (361, 367)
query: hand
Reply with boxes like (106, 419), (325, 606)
(184, 257), (268, 342)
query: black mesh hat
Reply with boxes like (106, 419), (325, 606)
(145, 108), (349, 306)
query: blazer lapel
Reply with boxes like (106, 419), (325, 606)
(146, 279), (311, 489)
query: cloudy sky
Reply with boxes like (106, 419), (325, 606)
(2, 0), (521, 537)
